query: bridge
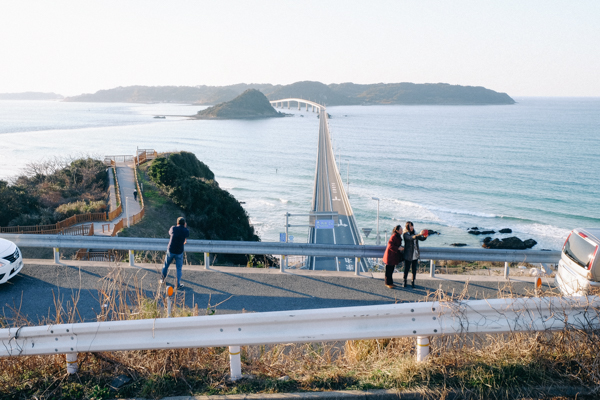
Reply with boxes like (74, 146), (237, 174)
(270, 98), (324, 113)
(270, 99), (367, 272)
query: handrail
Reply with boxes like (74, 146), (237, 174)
(0, 216), (103, 235)
(112, 164), (121, 208)
(1, 296), (597, 357)
(0, 234), (561, 263)
(110, 219), (124, 237)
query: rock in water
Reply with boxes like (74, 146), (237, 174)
(469, 229), (496, 235)
(499, 228), (512, 234)
(482, 236), (537, 250)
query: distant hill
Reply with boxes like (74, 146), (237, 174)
(331, 82), (515, 105)
(63, 84), (278, 104)
(0, 92), (63, 100)
(63, 81), (515, 105)
(193, 89), (285, 119)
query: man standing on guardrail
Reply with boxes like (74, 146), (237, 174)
(160, 217), (189, 289)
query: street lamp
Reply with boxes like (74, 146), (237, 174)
(371, 197), (380, 245)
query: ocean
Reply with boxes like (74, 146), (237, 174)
(1, 97), (598, 250)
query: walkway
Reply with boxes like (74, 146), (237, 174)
(116, 160), (142, 222)
(72, 160), (142, 236)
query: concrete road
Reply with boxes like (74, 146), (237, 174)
(0, 260), (554, 325)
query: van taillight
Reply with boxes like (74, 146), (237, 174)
(563, 232), (572, 250)
(589, 246), (599, 270)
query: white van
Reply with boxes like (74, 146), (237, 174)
(555, 228), (600, 295)
(0, 238), (23, 284)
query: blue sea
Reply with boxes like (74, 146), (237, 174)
(1, 97), (599, 250)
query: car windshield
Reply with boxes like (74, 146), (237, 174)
(564, 233), (597, 269)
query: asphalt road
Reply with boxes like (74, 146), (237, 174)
(0, 261), (550, 325)
(309, 110), (366, 271)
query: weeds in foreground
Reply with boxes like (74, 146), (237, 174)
(1, 268), (599, 399)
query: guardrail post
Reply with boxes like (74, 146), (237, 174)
(280, 255), (285, 273)
(229, 346), (242, 381)
(204, 252), (210, 269)
(129, 250), (134, 266)
(416, 336), (430, 362)
(66, 352), (78, 374)
(53, 248), (60, 264)
(430, 260), (435, 277)
(355, 257), (360, 276)
(504, 262), (509, 279)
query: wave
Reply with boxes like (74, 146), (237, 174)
(426, 204), (498, 219)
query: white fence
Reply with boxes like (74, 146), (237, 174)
(2, 295), (598, 378)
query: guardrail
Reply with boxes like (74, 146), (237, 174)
(0, 234), (559, 262)
(1, 295), (597, 378)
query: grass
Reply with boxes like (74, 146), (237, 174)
(2, 267), (600, 400)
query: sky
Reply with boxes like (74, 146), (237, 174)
(0, 1), (598, 97)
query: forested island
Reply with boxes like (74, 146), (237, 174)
(63, 81), (515, 105)
(193, 89), (284, 119)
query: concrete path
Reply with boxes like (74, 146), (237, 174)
(116, 160), (142, 220)
(1, 259), (556, 324)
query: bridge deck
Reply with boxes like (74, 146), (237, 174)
(308, 110), (366, 272)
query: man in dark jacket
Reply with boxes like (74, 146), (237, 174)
(161, 217), (190, 289)
(402, 221), (427, 288)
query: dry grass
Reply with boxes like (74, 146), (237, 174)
(1, 268), (599, 399)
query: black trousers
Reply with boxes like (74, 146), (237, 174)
(403, 259), (418, 282)
(385, 264), (395, 285)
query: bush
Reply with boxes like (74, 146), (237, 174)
(148, 152), (214, 188)
(0, 157), (109, 227)
(55, 200), (107, 219)
(0, 180), (40, 226)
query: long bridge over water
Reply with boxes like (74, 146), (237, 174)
(271, 99), (368, 272)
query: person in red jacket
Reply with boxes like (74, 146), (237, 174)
(382, 225), (404, 288)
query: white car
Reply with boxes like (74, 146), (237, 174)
(0, 238), (23, 284)
(555, 228), (600, 295)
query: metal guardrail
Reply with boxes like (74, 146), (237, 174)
(1, 296), (598, 376)
(0, 234), (561, 265)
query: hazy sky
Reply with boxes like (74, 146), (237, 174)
(1, 1), (598, 97)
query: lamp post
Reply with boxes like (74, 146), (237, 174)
(371, 197), (380, 245)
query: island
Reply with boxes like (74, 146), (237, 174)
(63, 81), (515, 106)
(0, 92), (64, 100)
(192, 89), (285, 120)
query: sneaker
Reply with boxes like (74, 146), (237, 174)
(159, 278), (165, 285)
(177, 284), (184, 290)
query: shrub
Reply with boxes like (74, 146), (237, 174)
(55, 200), (107, 219)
